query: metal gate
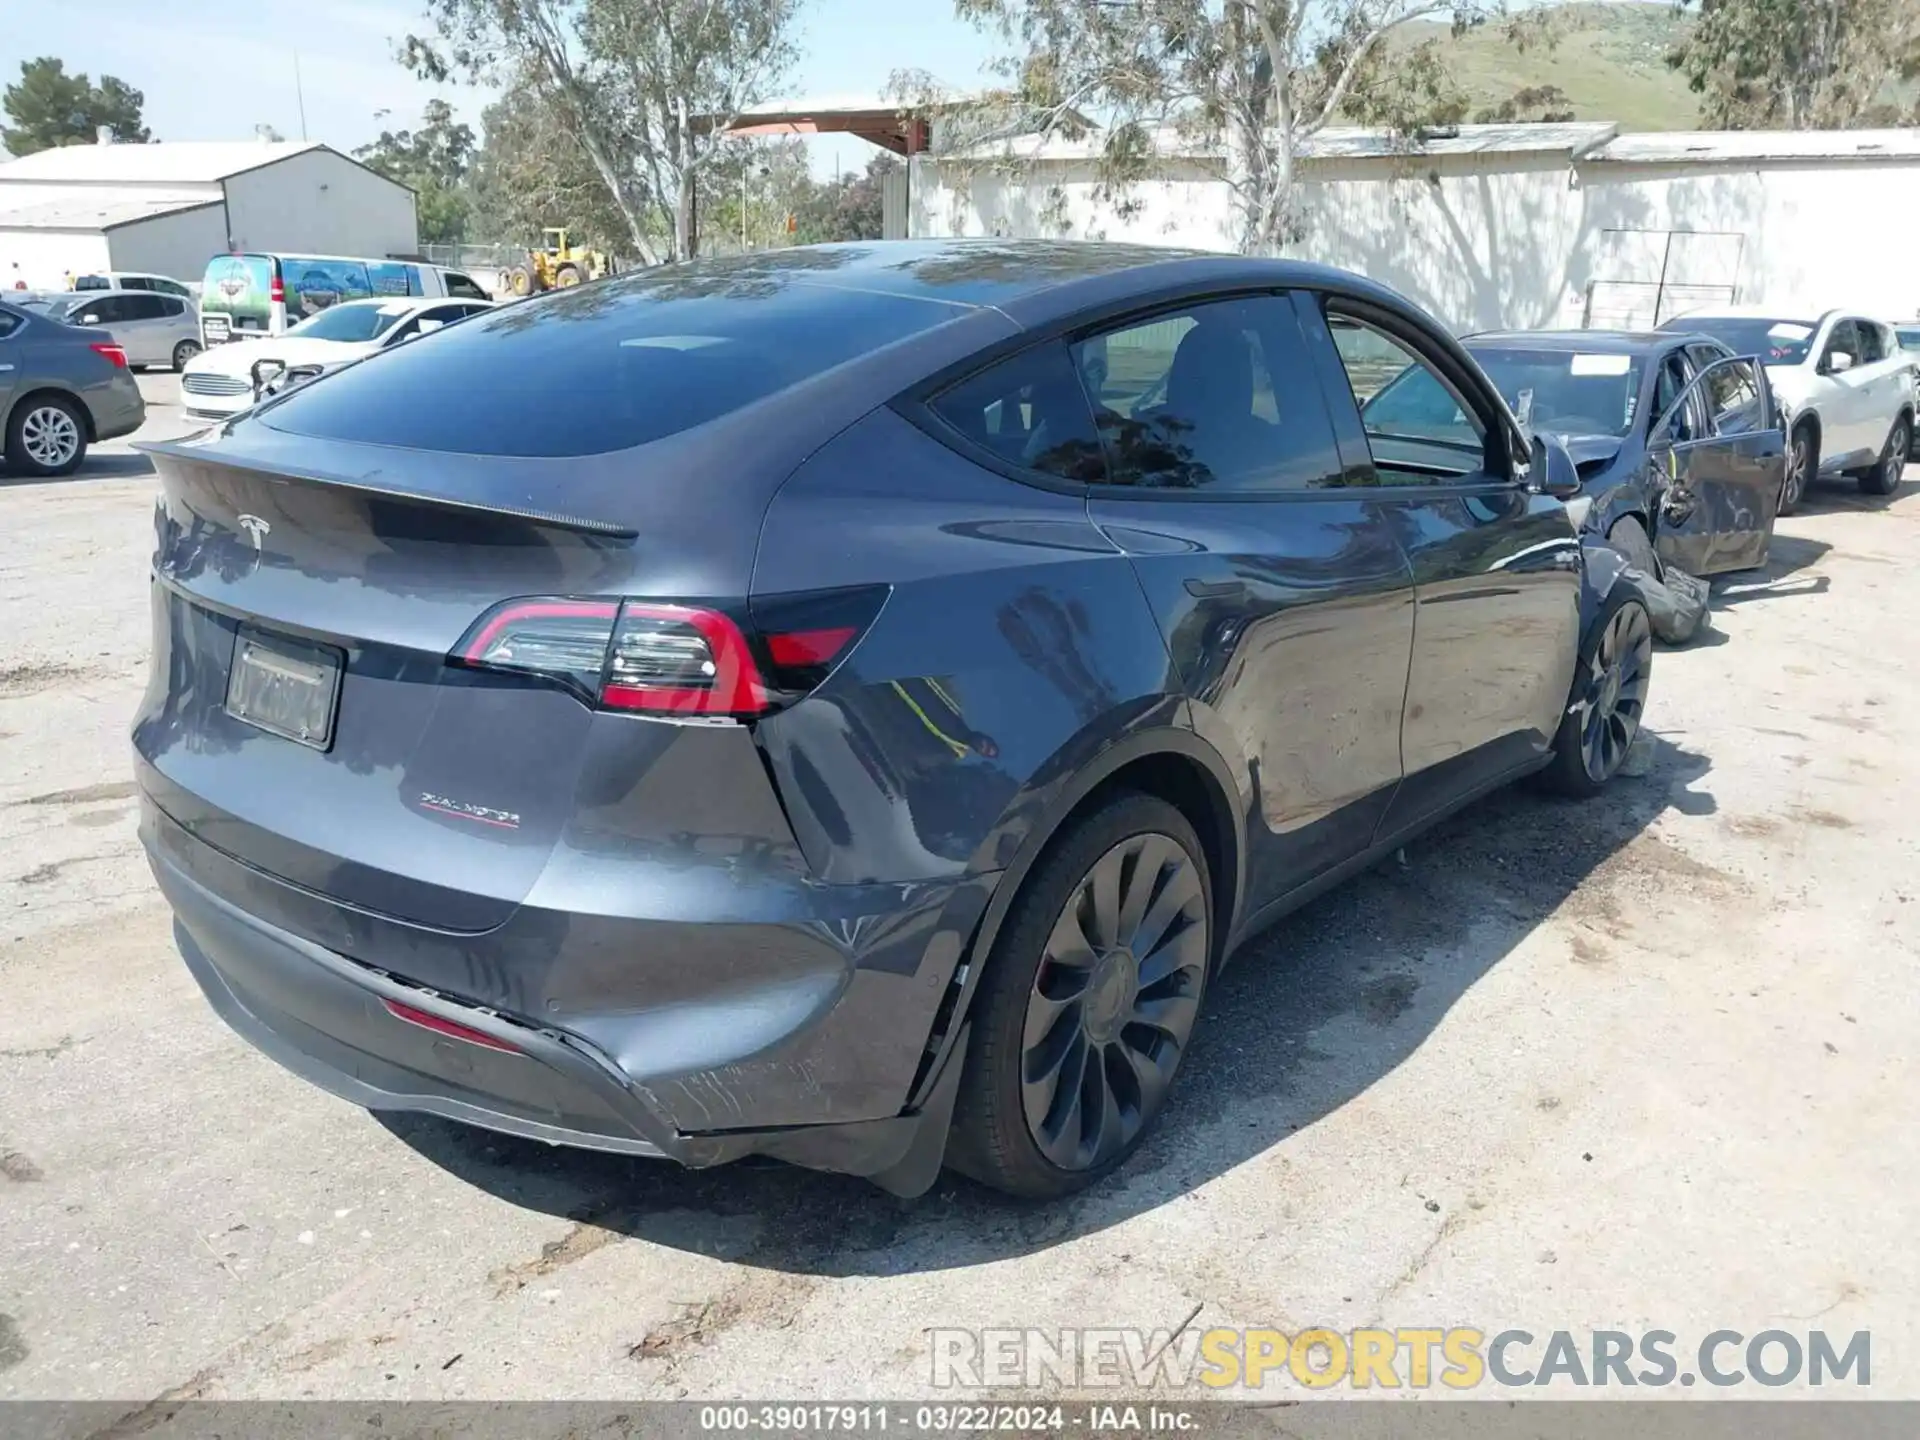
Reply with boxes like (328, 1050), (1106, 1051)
(1583, 229), (1746, 330)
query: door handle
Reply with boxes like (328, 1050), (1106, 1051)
(1184, 578), (1245, 599)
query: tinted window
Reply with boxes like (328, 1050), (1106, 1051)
(1459, 345), (1645, 439)
(930, 342), (1105, 483)
(1698, 357), (1765, 436)
(123, 293), (168, 320)
(78, 296), (126, 324)
(1672, 317), (1815, 365)
(1331, 314), (1488, 483)
(1070, 295), (1335, 491)
(444, 271), (489, 300)
(1897, 326), (1920, 353)
(263, 272), (962, 457)
(156, 279), (190, 298)
(160, 296), (187, 317)
(1856, 321), (1889, 364)
(74, 276), (110, 291)
(1824, 320), (1861, 367)
(0, 311), (21, 341)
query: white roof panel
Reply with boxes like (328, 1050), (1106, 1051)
(0, 140), (325, 185)
(0, 188), (220, 231)
(1301, 122), (1618, 159)
(1592, 129), (1920, 164)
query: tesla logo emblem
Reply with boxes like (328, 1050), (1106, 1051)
(238, 514), (271, 551)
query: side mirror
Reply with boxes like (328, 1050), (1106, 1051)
(1827, 351), (1855, 374)
(1529, 433), (1583, 501)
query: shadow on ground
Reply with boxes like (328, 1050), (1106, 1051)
(383, 735), (1715, 1277)
(1709, 533), (1833, 611)
(0, 453), (155, 487)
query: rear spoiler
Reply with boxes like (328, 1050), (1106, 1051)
(135, 437), (640, 540)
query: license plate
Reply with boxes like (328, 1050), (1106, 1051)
(204, 316), (231, 343)
(225, 627), (342, 750)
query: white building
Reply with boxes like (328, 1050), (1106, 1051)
(0, 139), (418, 291)
(908, 123), (1920, 332)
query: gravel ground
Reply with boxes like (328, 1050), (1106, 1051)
(2, 373), (1916, 1408)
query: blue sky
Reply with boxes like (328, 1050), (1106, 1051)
(1, 0), (1001, 172)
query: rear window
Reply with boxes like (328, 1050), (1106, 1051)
(261, 273), (961, 457)
(74, 275), (111, 290)
(286, 301), (412, 343)
(202, 255), (274, 319)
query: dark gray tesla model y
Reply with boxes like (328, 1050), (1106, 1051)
(134, 241), (1652, 1199)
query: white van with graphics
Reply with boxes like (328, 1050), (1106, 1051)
(198, 253), (491, 347)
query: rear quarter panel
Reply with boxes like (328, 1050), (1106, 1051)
(751, 406), (1188, 889)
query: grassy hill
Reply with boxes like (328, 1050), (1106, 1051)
(1389, 1), (1702, 133)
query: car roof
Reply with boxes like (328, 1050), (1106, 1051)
(1666, 305), (1830, 323)
(1463, 329), (1693, 355)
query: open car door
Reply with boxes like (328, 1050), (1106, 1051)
(1650, 354), (1784, 576)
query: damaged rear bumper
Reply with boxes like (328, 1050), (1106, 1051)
(144, 801), (976, 1195)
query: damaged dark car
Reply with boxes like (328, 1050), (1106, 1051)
(1364, 328), (1785, 640)
(135, 242), (1655, 1200)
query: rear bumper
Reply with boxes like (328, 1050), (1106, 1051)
(92, 374), (146, 441)
(142, 795), (987, 1186)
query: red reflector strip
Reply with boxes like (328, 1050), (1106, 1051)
(456, 598), (619, 661)
(382, 998), (522, 1053)
(767, 626), (857, 667)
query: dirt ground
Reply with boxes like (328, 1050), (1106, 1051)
(2, 372), (1916, 1407)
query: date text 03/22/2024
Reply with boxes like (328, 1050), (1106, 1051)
(697, 1404), (1198, 1432)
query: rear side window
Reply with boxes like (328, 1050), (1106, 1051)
(929, 343), (1106, 483)
(74, 276), (109, 290)
(124, 294), (168, 320)
(1070, 294), (1338, 491)
(262, 275), (959, 457)
(444, 271), (489, 300)
(0, 311), (22, 341)
(1857, 322), (1890, 364)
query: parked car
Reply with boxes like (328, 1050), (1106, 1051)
(53, 288), (203, 372)
(1364, 328), (1783, 579)
(199, 252), (491, 346)
(1660, 307), (1912, 509)
(179, 296), (495, 419)
(1893, 321), (1920, 458)
(0, 298), (146, 477)
(134, 242), (1653, 1200)
(74, 271), (195, 300)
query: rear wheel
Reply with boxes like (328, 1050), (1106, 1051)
(1540, 589), (1653, 798)
(1858, 415), (1909, 496)
(948, 793), (1212, 1198)
(507, 265), (533, 297)
(5, 394), (87, 478)
(172, 339), (201, 372)
(1780, 422), (1817, 514)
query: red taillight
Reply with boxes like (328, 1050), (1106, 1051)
(451, 587), (886, 718)
(382, 998), (522, 1053)
(269, 273), (285, 305)
(90, 342), (128, 369)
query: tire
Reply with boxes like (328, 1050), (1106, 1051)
(507, 265), (533, 297)
(948, 792), (1213, 1199)
(1780, 421), (1817, 515)
(1858, 414), (1909, 497)
(171, 339), (201, 372)
(554, 263), (584, 288)
(1539, 587), (1654, 799)
(5, 394), (88, 478)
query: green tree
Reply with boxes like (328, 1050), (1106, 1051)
(1668, 0), (1920, 128)
(916, 0), (1548, 254)
(3, 57), (151, 155)
(467, 73), (639, 253)
(405, 0), (805, 264)
(355, 100), (477, 245)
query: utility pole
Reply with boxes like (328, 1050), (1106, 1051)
(294, 55), (309, 141)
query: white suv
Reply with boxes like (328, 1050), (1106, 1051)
(1662, 307), (1912, 511)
